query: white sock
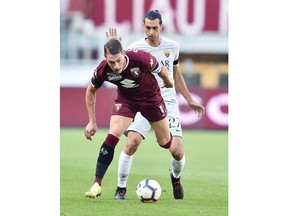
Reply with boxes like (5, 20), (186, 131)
(117, 150), (133, 188)
(171, 154), (186, 179)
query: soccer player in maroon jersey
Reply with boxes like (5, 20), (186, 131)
(84, 39), (174, 198)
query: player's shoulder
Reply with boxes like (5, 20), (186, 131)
(125, 49), (155, 68)
(94, 60), (108, 76)
(97, 59), (107, 69)
(127, 38), (147, 50)
(161, 37), (179, 47)
(126, 49), (151, 59)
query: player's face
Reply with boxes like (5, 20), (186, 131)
(106, 51), (126, 74)
(143, 18), (163, 45)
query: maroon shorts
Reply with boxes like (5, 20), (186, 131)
(111, 98), (167, 122)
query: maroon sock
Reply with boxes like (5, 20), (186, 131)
(94, 178), (102, 186)
(104, 133), (119, 148)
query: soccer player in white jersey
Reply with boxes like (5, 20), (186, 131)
(110, 10), (205, 199)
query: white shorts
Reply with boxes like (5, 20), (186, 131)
(127, 101), (183, 139)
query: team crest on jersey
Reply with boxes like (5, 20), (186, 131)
(115, 103), (122, 111)
(164, 50), (170, 58)
(130, 67), (140, 77)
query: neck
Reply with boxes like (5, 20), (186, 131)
(146, 37), (161, 47)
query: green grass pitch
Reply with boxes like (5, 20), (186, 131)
(60, 128), (228, 216)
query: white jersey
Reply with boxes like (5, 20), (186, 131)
(127, 37), (179, 104)
(126, 37), (183, 139)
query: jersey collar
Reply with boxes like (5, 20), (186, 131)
(123, 55), (129, 71)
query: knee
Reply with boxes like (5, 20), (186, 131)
(170, 147), (184, 160)
(159, 133), (172, 149)
(170, 138), (184, 160)
(124, 132), (142, 155)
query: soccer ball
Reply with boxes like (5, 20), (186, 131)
(136, 178), (161, 203)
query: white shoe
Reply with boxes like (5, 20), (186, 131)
(85, 182), (101, 198)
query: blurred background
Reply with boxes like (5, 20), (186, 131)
(60, 0), (228, 130)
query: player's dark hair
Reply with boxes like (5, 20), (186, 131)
(143, 10), (162, 24)
(104, 39), (123, 56)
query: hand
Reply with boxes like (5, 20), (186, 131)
(84, 122), (97, 141)
(188, 101), (206, 117)
(106, 27), (121, 41)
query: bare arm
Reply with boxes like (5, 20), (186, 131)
(173, 65), (205, 117)
(84, 83), (98, 140)
(158, 66), (174, 88)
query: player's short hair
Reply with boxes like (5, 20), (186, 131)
(104, 39), (123, 56)
(143, 10), (162, 24)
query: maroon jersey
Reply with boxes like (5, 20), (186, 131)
(91, 49), (163, 106)
(90, 49), (167, 122)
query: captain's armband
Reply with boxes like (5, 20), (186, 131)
(151, 63), (162, 74)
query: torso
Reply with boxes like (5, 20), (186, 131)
(127, 37), (179, 104)
(91, 49), (163, 105)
